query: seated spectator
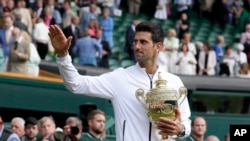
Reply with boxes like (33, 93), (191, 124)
(206, 135), (220, 141)
(11, 117), (25, 138)
(37, 116), (57, 141)
(63, 117), (83, 141)
(176, 43), (197, 75)
(82, 110), (107, 141)
(220, 45), (236, 77)
(186, 116), (207, 141)
(0, 115), (20, 141)
(234, 43), (247, 74)
(22, 117), (39, 141)
(198, 42), (216, 76)
(237, 62), (250, 78)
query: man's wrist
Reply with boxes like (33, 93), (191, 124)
(177, 124), (185, 137)
(57, 52), (68, 58)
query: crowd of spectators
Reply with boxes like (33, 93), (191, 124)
(146, 0), (250, 78)
(0, 0), (248, 112)
(0, 0), (249, 78)
(0, 0), (117, 76)
(0, 109), (108, 141)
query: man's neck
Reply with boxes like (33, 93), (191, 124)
(138, 61), (158, 74)
(24, 136), (36, 141)
(192, 134), (204, 141)
(88, 130), (101, 139)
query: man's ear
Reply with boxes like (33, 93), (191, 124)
(156, 42), (163, 52)
(88, 120), (92, 127)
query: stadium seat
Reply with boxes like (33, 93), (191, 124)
(108, 58), (120, 66)
(121, 59), (135, 68)
(118, 52), (130, 61)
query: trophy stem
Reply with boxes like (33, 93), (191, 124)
(162, 135), (168, 141)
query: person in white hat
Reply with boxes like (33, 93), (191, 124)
(234, 43), (247, 74)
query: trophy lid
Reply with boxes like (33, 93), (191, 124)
(155, 72), (167, 87)
(145, 72), (178, 102)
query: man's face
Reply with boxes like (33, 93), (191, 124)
(89, 114), (105, 134)
(11, 120), (25, 137)
(40, 119), (56, 137)
(63, 122), (78, 135)
(25, 124), (38, 140)
(134, 32), (160, 63)
(4, 17), (13, 29)
(192, 117), (207, 136)
(0, 117), (3, 130)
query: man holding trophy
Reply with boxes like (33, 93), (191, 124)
(48, 22), (191, 141)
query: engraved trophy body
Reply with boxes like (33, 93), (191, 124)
(135, 72), (187, 141)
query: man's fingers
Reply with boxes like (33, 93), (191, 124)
(54, 24), (64, 36)
(49, 25), (56, 37)
(174, 108), (181, 121)
(157, 118), (175, 129)
(67, 36), (73, 47)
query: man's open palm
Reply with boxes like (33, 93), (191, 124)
(48, 25), (72, 57)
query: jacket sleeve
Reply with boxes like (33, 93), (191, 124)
(56, 54), (115, 100)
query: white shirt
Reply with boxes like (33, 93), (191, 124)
(57, 55), (191, 141)
(234, 51), (247, 64)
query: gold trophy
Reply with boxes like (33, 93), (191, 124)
(135, 72), (187, 140)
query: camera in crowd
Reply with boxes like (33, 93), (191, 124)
(53, 126), (80, 141)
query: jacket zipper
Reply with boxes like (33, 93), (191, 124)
(146, 72), (156, 141)
(122, 120), (126, 141)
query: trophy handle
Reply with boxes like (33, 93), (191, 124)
(178, 87), (188, 105)
(135, 88), (147, 109)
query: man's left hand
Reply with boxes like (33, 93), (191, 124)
(156, 108), (183, 136)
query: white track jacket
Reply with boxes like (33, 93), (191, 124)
(57, 55), (191, 141)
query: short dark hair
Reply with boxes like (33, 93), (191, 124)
(87, 110), (105, 121)
(203, 42), (211, 50)
(225, 45), (232, 51)
(25, 117), (38, 127)
(135, 22), (164, 44)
